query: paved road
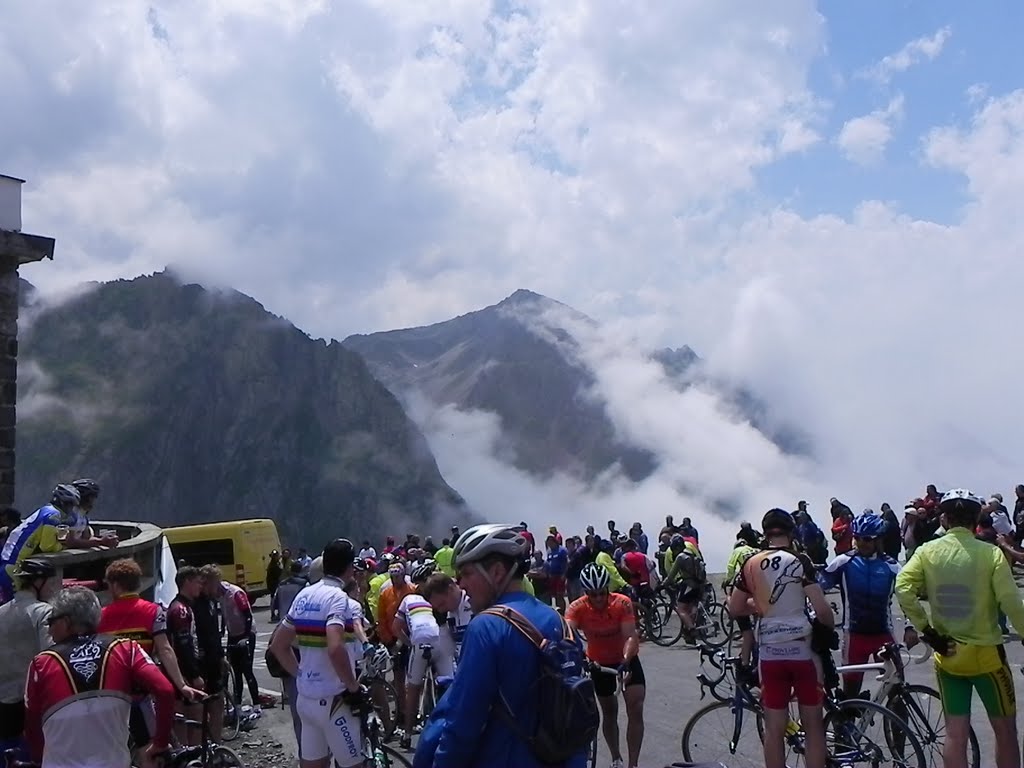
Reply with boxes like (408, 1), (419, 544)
(249, 596), (1024, 768)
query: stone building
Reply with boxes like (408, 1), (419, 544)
(0, 174), (55, 506)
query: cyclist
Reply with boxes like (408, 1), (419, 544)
(618, 537), (659, 601)
(594, 539), (628, 594)
(269, 538), (368, 768)
(422, 572), (473, 659)
(0, 559), (57, 757)
(728, 508), (832, 768)
(99, 558), (202, 758)
(215, 577), (263, 713)
(24, 587), (176, 768)
(414, 523), (586, 768)
(377, 560), (416, 736)
(395, 560), (447, 750)
(566, 563), (645, 768)
(0, 484), (80, 604)
(722, 535), (757, 593)
(819, 511), (904, 697)
(896, 488), (1024, 768)
(434, 537), (456, 577)
(665, 534), (705, 643)
(167, 566), (206, 746)
(196, 565), (227, 740)
(68, 477), (116, 547)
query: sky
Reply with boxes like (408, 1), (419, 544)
(3, 1), (1024, 558)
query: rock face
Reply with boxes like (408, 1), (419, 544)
(345, 290), (660, 482)
(345, 289), (810, 486)
(15, 273), (466, 546)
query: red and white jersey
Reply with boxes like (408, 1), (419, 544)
(219, 581), (253, 639)
(24, 634), (176, 768)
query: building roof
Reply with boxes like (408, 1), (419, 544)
(0, 174), (26, 184)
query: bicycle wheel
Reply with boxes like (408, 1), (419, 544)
(208, 745), (244, 767)
(717, 601), (742, 643)
(681, 700), (766, 767)
(886, 684), (981, 768)
(220, 686), (241, 743)
(825, 697), (927, 768)
(695, 602), (729, 649)
(377, 744), (414, 767)
(369, 678), (400, 739)
(649, 604), (684, 646)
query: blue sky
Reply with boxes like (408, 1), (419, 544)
(759, 2), (1024, 222)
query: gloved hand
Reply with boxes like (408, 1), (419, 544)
(340, 685), (372, 715)
(921, 626), (956, 656)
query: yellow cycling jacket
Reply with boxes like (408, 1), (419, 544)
(896, 527), (1024, 674)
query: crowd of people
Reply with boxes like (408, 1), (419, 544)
(4, 477), (1024, 768)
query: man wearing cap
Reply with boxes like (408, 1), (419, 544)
(0, 559), (57, 755)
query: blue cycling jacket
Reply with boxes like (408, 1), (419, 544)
(413, 590), (587, 768)
(819, 552), (900, 635)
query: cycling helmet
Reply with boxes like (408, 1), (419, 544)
(51, 484), (81, 510)
(579, 562), (610, 593)
(669, 533), (686, 549)
(761, 508), (796, 535)
(851, 512), (886, 539)
(940, 488), (983, 509)
(71, 478), (100, 503)
(453, 524), (530, 567)
(368, 644), (391, 675)
(410, 559), (436, 583)
(12, 558), (56, 580)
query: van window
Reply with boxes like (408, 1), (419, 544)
(170, 538), (235, 567)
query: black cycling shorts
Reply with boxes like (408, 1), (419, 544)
(200, 659), (225, 695)
(677, 586), (701, 605)
(592, 656), (645, 698)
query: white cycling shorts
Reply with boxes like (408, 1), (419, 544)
(407, 642), (455, 686)
(296, 694), (364, 767)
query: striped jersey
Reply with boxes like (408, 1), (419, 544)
(397, 593), (440, 646)
(284, 576), (360, 698)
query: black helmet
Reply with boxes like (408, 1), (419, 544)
(51, 484), (81, 510)
(762, 508), (795, 536)
(13, 558), (56, 580)
(71, 478), (100, 503)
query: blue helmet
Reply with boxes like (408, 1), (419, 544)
(851, 511), (886, 539)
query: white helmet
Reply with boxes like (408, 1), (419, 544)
(579, 563), (610, 593)
(940, 488), (983, 508)
(453, 524), (530, 567)
(369, 645), (391, 675)
(411, 559), (437, 583)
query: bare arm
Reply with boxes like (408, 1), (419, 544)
(269, 624), (300, 678)
(326, 624), (359, 693)
(804, 583), (834, 628)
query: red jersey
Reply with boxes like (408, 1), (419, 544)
(621, 551), (651, 587)
(24, 635), (176, 765)
(98, 593), (167, 653)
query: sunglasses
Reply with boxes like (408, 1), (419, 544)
(586, 590), (609, 598)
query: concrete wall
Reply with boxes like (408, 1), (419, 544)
(0, 179), (22, 232)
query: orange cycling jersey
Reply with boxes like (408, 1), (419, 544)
(565, 592), (634, 666)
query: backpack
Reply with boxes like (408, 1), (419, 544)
(481, 605), (599, 765)
(692, 555), (707, 583)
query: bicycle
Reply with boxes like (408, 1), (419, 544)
(357, 686), (413, 768)
(652, 592), (728, 649)
(360, 645), (401, 740)
(681, 654), (928, 767)
(165, 695), (243, 767)
(834, 642), (980, 768)
(585, 663), (623, 768)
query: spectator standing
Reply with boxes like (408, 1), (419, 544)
(276, 561), (308, 619)
(0, 559), (56, 755)
(296, 548), (313, 574)
(266, 550), (283, 621)
(629, 522), (649, 554)
(830, 499), (854, 555)
(434, 538), (456, 577)
(281, 548), (293, 573)
(545, 534), (569, 612)
(566, 536), (591, 602)
(1013, 484), (1024, 544)
(519, 521), (536, 555)
(678, 517), (699, 543)
(879, 503), (902, 561)
(659, 515), (678, 539)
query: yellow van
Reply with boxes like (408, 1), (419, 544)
(163, 519), (282, 598)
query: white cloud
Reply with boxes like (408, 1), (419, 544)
(835, 95), (904, 165)
(864, 26), (952, 83)
(6, 2), (1024, 547)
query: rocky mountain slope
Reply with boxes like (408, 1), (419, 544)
(15, 273), (466, 545)
(345, 289), (808, 485)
